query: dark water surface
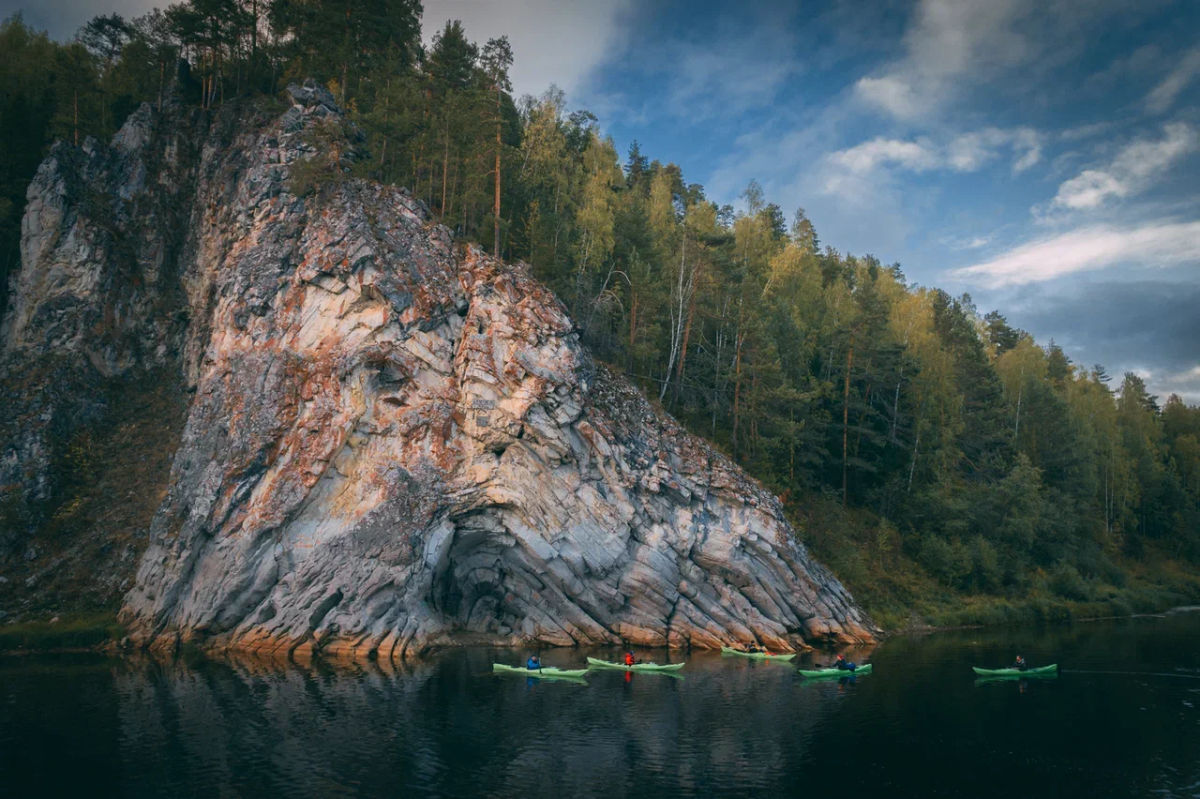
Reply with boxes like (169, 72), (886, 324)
(3, 612), (1199, 798)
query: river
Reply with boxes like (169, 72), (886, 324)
(2, 611), (1198, 797)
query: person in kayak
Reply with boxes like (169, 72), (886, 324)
(526, 654), (541, 670)
(742, 642), (764, 653)
(834, 653), (857, 671)
(624, 652), (637, 667)
(1013, 655), (1027, 671)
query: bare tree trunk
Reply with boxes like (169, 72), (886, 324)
(628, 292), (639, 354)
(907, 430), (920, 493)
(441, 125), (450, 216)
(493, 89), (502, 257)
(676, 284), (696, 386)
(660, 234), (693, 401)
(1014, 379), (1024, 441)
(842, 337), (855, 507)
(732, 323), (744, 460)
(710, 298), (729, 438)
(891, 363), (904, 443)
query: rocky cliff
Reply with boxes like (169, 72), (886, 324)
(3, 82), (875, 656)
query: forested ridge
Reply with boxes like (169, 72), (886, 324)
(2, 2), (1197, 627)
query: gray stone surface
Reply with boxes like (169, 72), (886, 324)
(4, 81), (876, 653)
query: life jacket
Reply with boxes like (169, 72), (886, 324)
(624, 653), (635, 666)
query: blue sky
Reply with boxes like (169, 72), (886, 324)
(8, 0), (1200, 400)
(571, 0), (1200, 402)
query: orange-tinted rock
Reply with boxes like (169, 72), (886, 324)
(7, 81), (876, 655)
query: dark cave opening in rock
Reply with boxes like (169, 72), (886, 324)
(430, 526), (537, 637)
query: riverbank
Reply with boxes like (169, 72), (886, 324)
(0, 613), (124, 654)
(7, 589), (1200, 657)
(795, 497), (1200, 633)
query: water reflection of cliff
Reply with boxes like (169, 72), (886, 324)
(110, 649), (834, 796)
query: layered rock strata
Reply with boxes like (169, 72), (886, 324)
(7, 82), (876, 654)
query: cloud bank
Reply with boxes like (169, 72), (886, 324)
(1051, 123), (1197, 210)
(950, 221), (1200, 288)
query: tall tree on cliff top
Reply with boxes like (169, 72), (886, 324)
(480, 36), (512, 257)
(425, 20), (477, 217)
(270, 0), (421, 102)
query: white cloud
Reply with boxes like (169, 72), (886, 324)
(423, 0), (633, 98)
(950, 221), (1200, 288)
(825, 127), (1041, 183)
(1051, 170), (1127, 210)
(1146, 48), (1200, 114)
(830, 137), (939, 173)
(939, 232), (997, 251)
(855, 75), (925, 119)
(853, 0), (1034, 119)
(948, 127), (1041, 172)
(1052, 123), (1197, 209)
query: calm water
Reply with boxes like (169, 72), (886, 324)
(2, 612), (1199, 798)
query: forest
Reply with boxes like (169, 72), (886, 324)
(2, 1), (1198, 627)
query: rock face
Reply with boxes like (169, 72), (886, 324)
(7, 82), (875, 654)
(0, 97), (204, 610)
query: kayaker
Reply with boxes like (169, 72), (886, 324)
(526, 654), (541, 670)
(624, 652), (637, 667)
(1013, 655), (1027, 671)
(834, 653), (857, 671)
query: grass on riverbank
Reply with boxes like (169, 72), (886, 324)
(0, 613), (123, 652)
(794, 495), (1200, 632)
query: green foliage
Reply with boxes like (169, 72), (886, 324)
(918, 535), (971, 588)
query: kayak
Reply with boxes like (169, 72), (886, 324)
(492, 664), (589, 679)
(972, 664), (1058, 677)
(798, 663), (873, 678)
(975, 672), (1058, 684)
(721, 647), (796, 661)
(586, 657), (685, 673)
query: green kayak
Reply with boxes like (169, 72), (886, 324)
(975, 672), (1058, 685)
(586, 657), (685, 673)
(972, 664), (1057, 677)
(492, 664), (589, 679)
(720, 647), (796, 661)
(798, 663), (873, 678)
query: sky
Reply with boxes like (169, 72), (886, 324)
(6, 0), (1200, 402)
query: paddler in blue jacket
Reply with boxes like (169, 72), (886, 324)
(526, 654), (541, 670)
